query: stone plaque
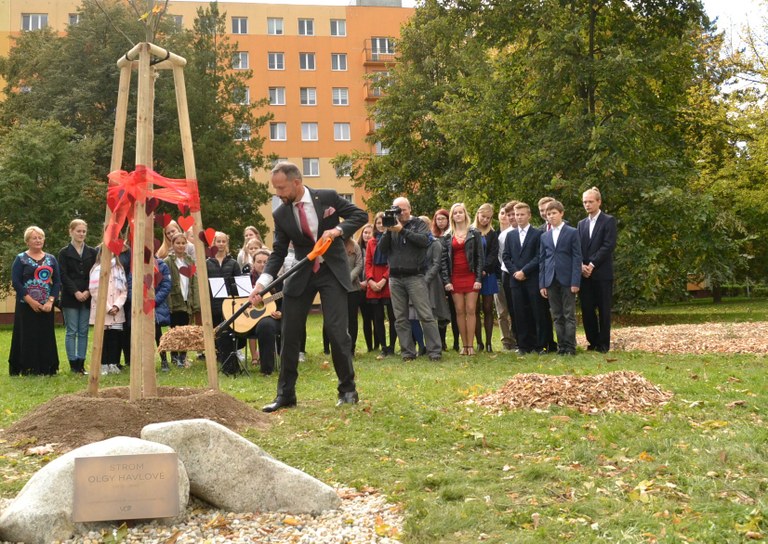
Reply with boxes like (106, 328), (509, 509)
(72, 453), (179, 522)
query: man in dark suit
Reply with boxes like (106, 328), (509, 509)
(536, 196), (558, 353)
(539, 200), (582, 356)
(502, 202), (546, 354)
(250, 162), (368, 412)
(578, 187), (617, 353)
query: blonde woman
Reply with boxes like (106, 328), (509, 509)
(237, 225), (264, 268)
(206, 231), (242, 364)
(58, 219), (98, 374)
(472, 203), (499, 352)
(440, 204), (483, 355)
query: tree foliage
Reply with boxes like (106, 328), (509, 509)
(343, 0), (747, 311)
(0, 0), (272, 288)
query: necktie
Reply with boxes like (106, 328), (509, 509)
(296, 202), (320, 272)
(519, 227), (526, 246)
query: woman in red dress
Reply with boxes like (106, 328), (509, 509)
(440, 203), (483, 355)
(365, 213), (396, 358)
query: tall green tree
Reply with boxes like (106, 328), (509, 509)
(0, 120), (102, 292)
(344, 0), (739, 310)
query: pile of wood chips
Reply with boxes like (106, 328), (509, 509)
(611, 322), (768, 354)
(157, 325), (205, 353)
(471, 370), (673, 414)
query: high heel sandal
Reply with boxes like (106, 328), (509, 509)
(466, 346), (476, 356)
(461, 346), (469, 356)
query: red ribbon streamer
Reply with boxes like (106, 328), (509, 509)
(103, 165), (201, 257)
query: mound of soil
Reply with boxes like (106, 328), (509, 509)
(471, 370), (673, 413)
(3, 387), (270, 452)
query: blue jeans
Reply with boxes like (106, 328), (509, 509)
(62, 305), (90, 361)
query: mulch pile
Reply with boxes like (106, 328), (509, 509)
(611, 322), (768, 354)
(471, 370), (673, 414)
(2, 387), (269, 453)
(157, 325), (205, 352)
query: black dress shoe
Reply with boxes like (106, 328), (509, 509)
(336, 391), (359, 407)
(486, 345), (493, 353)
(262, 396), (297, 413)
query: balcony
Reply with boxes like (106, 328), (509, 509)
(363, 39), (396, 65)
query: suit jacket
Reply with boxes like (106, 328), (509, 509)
(265, 187), (368, 297)
(578, 212), (617, 281)
(502, 225), (542, 287)
(539, 225), (582, 289)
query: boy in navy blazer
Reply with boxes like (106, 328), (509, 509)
(539, 200), (582, 355)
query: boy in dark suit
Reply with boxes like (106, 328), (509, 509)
(502, 203), (546, 354)
(539, 200), (582, 356)
(578, 187), (617, 353)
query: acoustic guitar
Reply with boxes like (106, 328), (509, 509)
(220, 292), (284, 334)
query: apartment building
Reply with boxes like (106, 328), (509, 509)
(0, 0), (414, 239)
(0, 0), (413, 319)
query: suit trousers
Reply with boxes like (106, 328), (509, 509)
(580, 276), (613, 351)
(547, 282), (577, 352)
(390, 275), (442, 358)
(279, 264), (356, 398)
(510, 278), (546, 352)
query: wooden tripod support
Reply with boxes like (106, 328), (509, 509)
(88, 42), (219, 399)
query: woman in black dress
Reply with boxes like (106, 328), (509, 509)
(9, 226), (62, 376)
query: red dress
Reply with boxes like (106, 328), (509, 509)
(451, 236), (476, 294)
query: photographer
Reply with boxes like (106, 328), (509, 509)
(378, 197), (442, 362)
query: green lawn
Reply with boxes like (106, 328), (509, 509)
(2, 299), (768, 543)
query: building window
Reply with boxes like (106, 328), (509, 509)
(302, 158), (320, 177)
(269, 87), (286, 105)
(339, 193), (353, 202)
(268, 52), (285, 70)
(68, 13), (81, 26)
(298, 18), (314, 36)
(269, 122), (287, 141)
(371, 37), (394, 60)
(233, 52), (249, 70)
(370, 71), (389, 97)
(335, 161), (352, 177)
(232, 16), (247, 34)
(171, 15), (183, 28)
(301, 122), (319, 141)
(267, 17), (283, 35)
(235, 124), (251, 141)
(234, 87), (250, 105)
(331, 53), (347, 71)
(332, 87), (349, 106)
(272, 157), (288, 168)
(334, 123), (351, 141)
(22, 13), (48, 31)
(374, 141), (389, 155)
(300, 87), (317, 106)
(330, 19), (346, 37)
(299, 52), (316, 71)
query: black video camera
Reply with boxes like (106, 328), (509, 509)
(382, 206), (402, 227)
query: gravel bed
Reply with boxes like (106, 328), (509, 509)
(51, 488), (403, 543)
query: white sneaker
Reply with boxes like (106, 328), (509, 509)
(100, 366), (109, 376)
(298, 352), (306, 363)
(109, 364), (121, 374)
(236, 349), (246, 363)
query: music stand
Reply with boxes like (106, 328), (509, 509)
(210, 276), (251, 377)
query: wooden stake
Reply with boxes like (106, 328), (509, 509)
(172, 64), (219, 389)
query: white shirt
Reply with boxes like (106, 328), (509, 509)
(519, 225), (528, 246)
(589, 210), (601, 238)
(498, 226), (516, 272)
(176, 257), (189, 301)
(551, 224), (563, 248)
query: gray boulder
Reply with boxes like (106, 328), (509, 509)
(141, 419), (341, 513)
(0, 436), (189, 544)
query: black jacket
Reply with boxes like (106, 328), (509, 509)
(440, 227), (484, 285)
(58, 243), (98, 308)
(378, 217), (432, 276)
(481, 230), (500, 276)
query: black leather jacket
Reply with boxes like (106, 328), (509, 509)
(440, 227), (484, 285)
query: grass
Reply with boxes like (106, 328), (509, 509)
(2, 299), (768, 542)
